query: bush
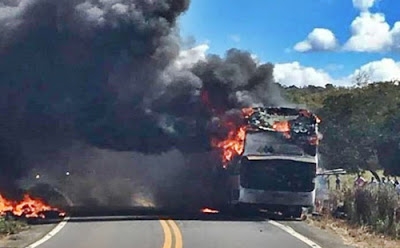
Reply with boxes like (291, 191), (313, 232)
(0, 217), (28, 235)
(342, 184), (400, 239)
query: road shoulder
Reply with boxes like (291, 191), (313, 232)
(279, 219), (355, 248)
(0, 223), (58, 248)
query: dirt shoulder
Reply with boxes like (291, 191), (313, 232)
(0, 222), (58, 248)
(305, 216), (400, 248)
(280, 219), (355, 248)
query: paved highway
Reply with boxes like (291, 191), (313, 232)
(32, 215), (318, 248)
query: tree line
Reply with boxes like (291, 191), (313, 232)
(281, 80), (400, 179)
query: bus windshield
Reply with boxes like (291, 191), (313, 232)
(240, 159), (316, 192)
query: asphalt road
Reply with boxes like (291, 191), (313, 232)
(34, 216), (315, 248)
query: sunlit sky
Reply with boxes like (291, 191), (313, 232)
(179, 0), (400, 86)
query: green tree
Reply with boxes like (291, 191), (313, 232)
(283, 81), (400, 176)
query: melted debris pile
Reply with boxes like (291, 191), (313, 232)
(244, 107), (322, 152)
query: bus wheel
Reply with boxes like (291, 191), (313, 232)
(232, 204), (257, 217)
(283, 207), (303, 219)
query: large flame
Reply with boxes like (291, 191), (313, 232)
(211, 125), (246, 167)
(0, 194), (65, 218)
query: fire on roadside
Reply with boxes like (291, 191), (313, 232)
(0, 194), (65, 219)
(200, 207), (219, 214)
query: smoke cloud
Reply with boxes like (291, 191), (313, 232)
(0, 0), (283, 200)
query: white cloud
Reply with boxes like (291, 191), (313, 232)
(294, 0), (399, 53)
(293, 28), (338, 52)
(352, 0), (378, 11)
(174, 43), (210, 69)
(391, 23), (400, 51)
(349, 58), (400, 82)
(342, 0), (400, 52)
(343, 12), (398, 52)
(274, 58), (400, 87)
(274, 62), (335, 87)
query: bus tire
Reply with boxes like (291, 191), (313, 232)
(282, 207), (303, 219)
(233, 204), (258, 217)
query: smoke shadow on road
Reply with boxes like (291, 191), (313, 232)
(27, 206), (263, 224)
(27, 206), (302, 225)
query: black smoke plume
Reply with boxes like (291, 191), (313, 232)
(0, 0), (282, 198)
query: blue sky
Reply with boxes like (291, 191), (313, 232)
(178, 0), (400, 86)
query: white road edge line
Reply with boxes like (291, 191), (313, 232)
(25, 217), (70, 248)
(268, 220), (322, 248)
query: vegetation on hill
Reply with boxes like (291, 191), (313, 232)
(282, 80), (400, 178)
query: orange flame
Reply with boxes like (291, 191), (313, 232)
(272, 120), (290, 132)
(201, 207), (219, 214)
(272, 121), (291, 139)
(0, 194), (65, 218)
(241, 107), (254, 117)
(212, 126), (246, 167)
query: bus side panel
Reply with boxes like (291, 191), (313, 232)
(229, 175), (240, 204)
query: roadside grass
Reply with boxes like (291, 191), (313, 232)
(311, 170), (400, 247)
(343, 186), (400, 238)
(0, 217), (28, 236)
(308, 215), (400, 248)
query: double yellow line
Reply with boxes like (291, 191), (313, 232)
(159, 220), (183, 248)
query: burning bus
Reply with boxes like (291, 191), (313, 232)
(213, 107), (321, 217)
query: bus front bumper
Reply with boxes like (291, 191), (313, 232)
(237, 187), (315, 207)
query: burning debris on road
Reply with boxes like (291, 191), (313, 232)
(0, 194), (65, 219)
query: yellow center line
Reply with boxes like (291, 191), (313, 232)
(168, 220), (183, 248)
(160, 220), (172, 248)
